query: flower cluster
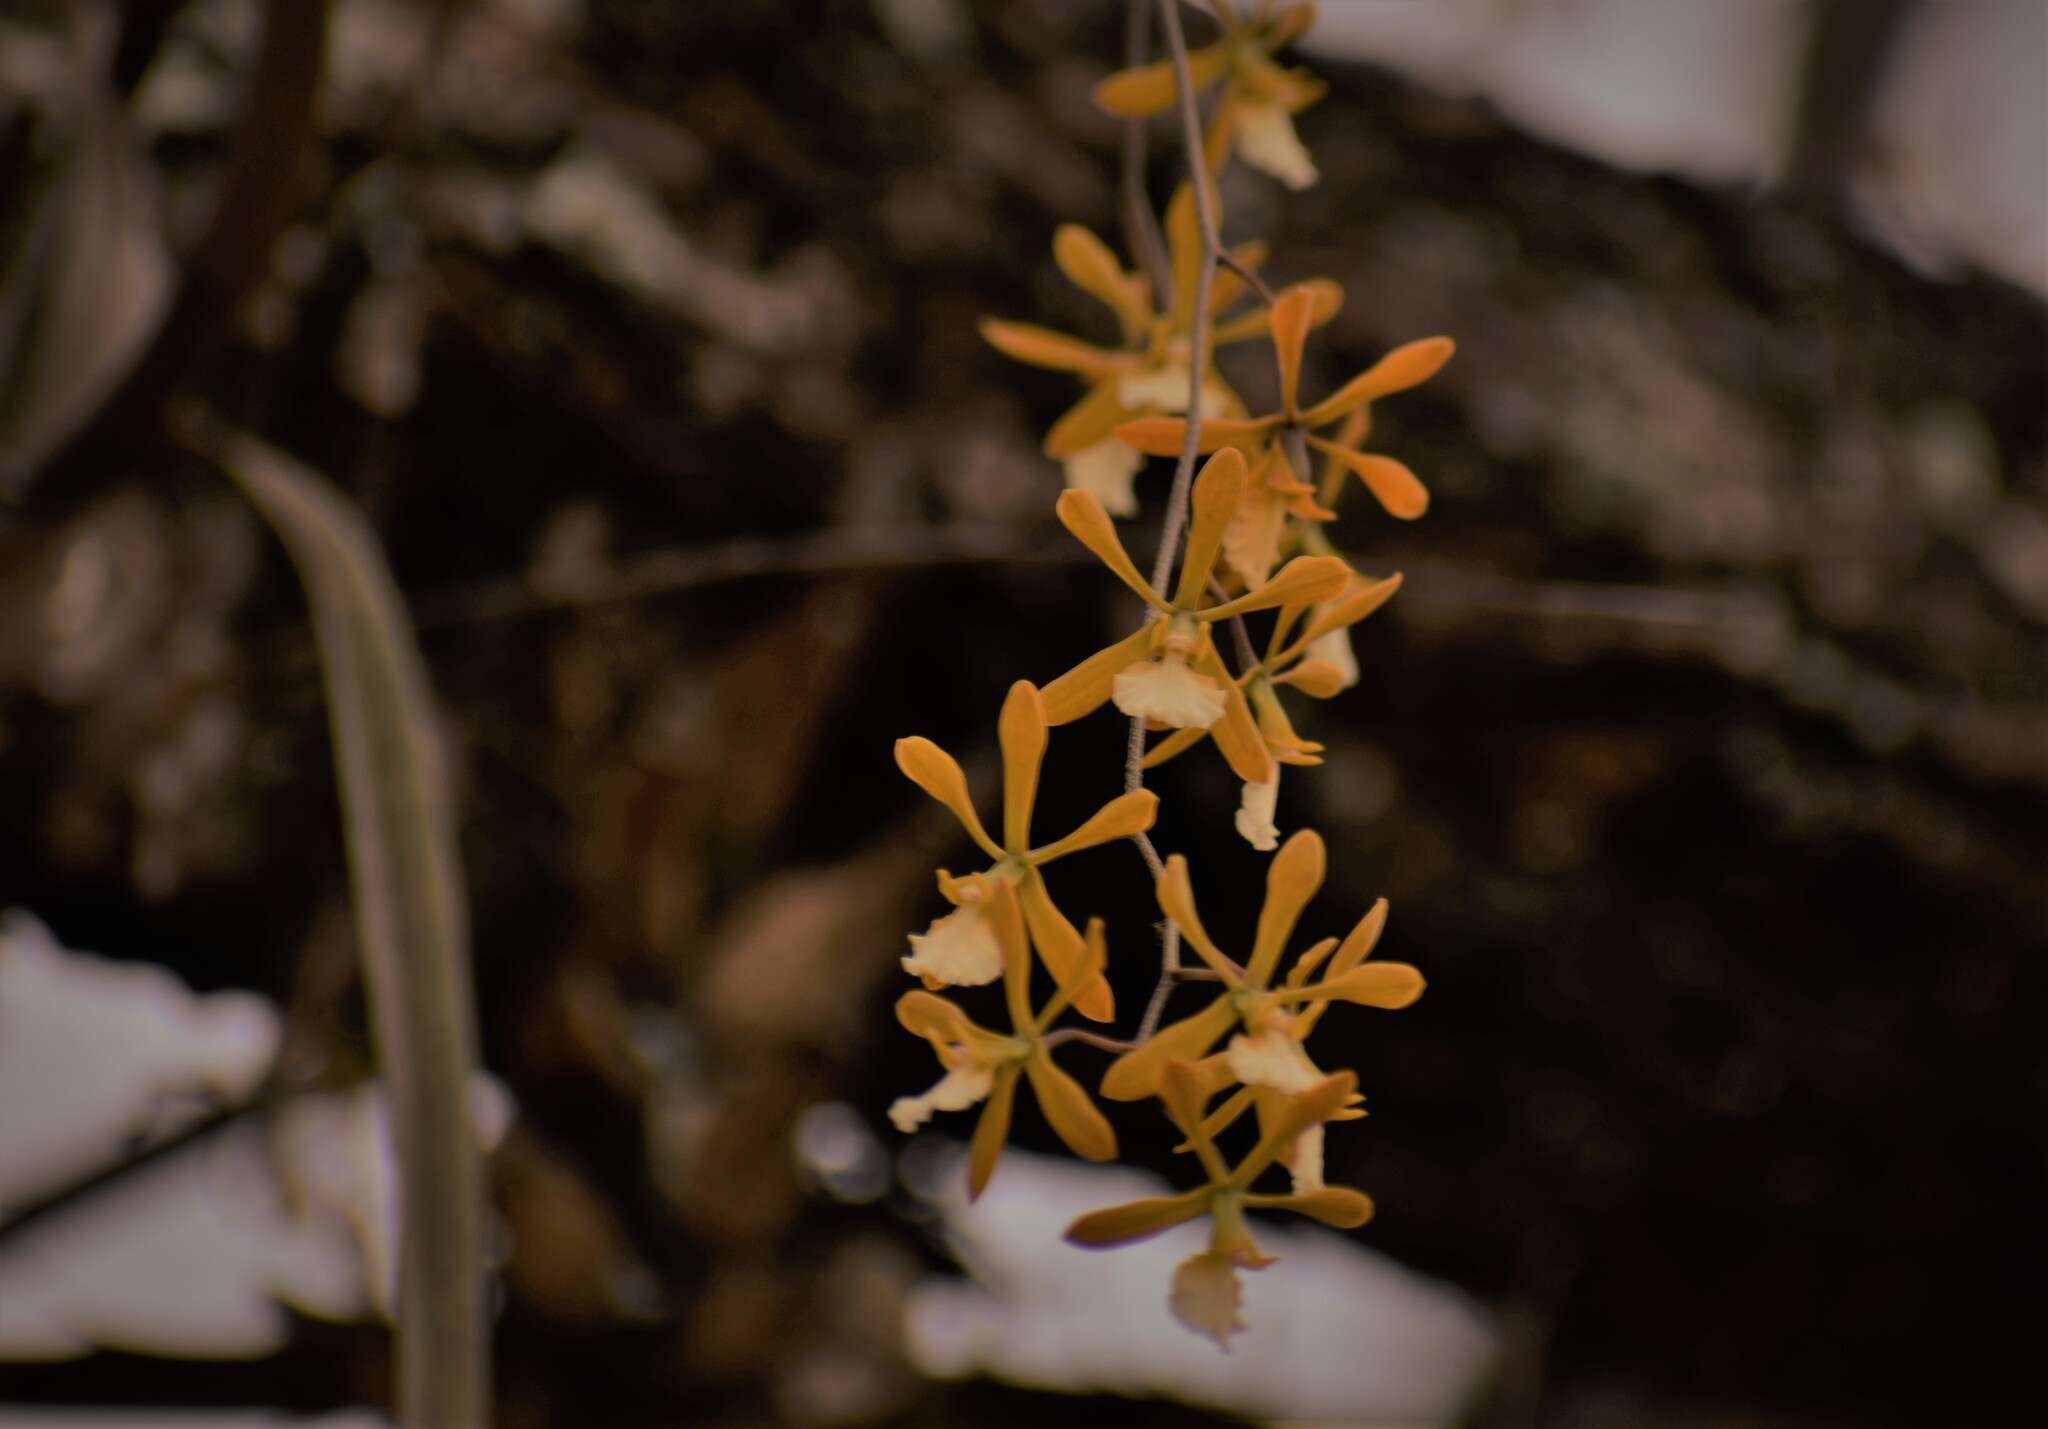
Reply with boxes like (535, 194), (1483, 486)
(886, 1), (1451, 1347)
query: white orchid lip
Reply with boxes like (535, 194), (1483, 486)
(1064, 437), (1144, 518)
(1234, 774), (1280, 851)
(1235, 100), (1318, 191)
(1113, 656), (1226, 729)
(888, 1062), (995, 1134)
(1226, 1028), (1320, 1094)
(902, 899), (1003, 986)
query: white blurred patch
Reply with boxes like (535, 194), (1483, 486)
(0, 911), (512, 1361)
(0, 1077), (511, 1361)
(0, 911), (280, 1219)
(1849, 0), (2048, 296)
(1308, 0), (1807, 186)
(902, 1147), (1496, 1425)
(1309, 0), (2048, 299)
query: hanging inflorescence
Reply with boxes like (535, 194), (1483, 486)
(885, 0), (1453, 1348)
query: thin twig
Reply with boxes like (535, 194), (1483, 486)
(1125, 0), (1227, 1046)
(407, 522), (1087, 630)
(1041, 1027), (1140, 1055)
(1120, 0), (1172, 309)
(1143, 0), (1222, 601)
(1218, 248), (1277, 308)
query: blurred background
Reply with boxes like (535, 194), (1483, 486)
(1, 1), (2043, 1426)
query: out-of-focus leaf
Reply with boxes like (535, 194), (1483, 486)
(182, 413), (489, 1429)
(0, 14), (171, 496)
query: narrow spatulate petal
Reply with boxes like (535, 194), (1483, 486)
(1026, 1053), (1118, 1162)
(1044, 381), (1129, 459)
(1248, 828), (1325, 986)
(1298, 336), (1455, 427)
(894, 738), (1004, 859)
(1092, 44), (1228, 118)
(1175, 448), (1248, 608)
(966, 1064), (1022, 1199)
(1196, 643), (1279, 785)
(1271, 284), (1316, 415)
(1251, 1185), (1375, 1228)
(1028, 788), (1159, 863)
(1017, 872), (1114, 1022)
(997, 681), (1047, 852)
(1041, 623), (1156, 725)
(1154, 855), (1240, 984)
(1056, 489), (1172, 610)
(1064, 1186), (1213, 1248)
(1117, 414), (1275, 456)
(1203, 554), (1351, 620)
(1053, 223), (1146, 335)
(1099, 996), (1239, 1101)
(1306, 438), (1430, 519)
(978, 318), (1124, 376)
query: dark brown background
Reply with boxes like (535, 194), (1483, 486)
(1, 2), (2043, 1425)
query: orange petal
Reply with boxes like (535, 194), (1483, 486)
(1053, 223), (1145, 336)
(1041, 623), (1157, 725)
(1234, 1071), (1357, 1185)
(1092, 45), (1228, 118)
(1018, 871), (1114, 1022)
(1026, 1052), (1118, 1162)
(967, 1064), (1022, 1200)
(1056, 489), (1172, 610)
(1064, 1187), (1213, 1248)
(1203, 553), (1351, 620)
(894, 738), (1003, 859)
(994, 880), (1034, 1032)
(1251, 1185), (1375, 1228)
(1300, 960), (1424, 1010)
(895, 989), (975, 1044)
(1175, 448), (1249, 608)
(1248, 828), (1325, 986)
(1140, 722), (1209, 769)
(998, 680), (1048, 852)
(1116, 414), (1275, 457)
(1154, 854), (1241, 984)
(1306, 439), (1430, 519)
(1196, 643), (1276, 785)
(1331, 897), (1388, 975)
(1270, 285), (1316, 415)
(1044, 381), (1131, 459)
(1220, 473), (1287, 588)
(1099, 995), (1238, 1101)
(1275, 658), (1347, 698)
(1029, 787), (1158, 863)
(1292, 572), (1404, 655)
(1036, 915), (1109, 1029)
(978, 318), (1123, 376)
(1298, 336), (1455, 427)
(1165, 183), (1201, 332)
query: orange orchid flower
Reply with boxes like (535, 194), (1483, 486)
(980, 193), (1339, 516)
(1064, 1060), (1373, 1347)
(889, 879), (1117, 1199)
(896, 680), (1157, 1021)
(1119, 282), (1454, 520)
(1098, 830), (1423, 1102)
(1094, 1), (1327, 192)
(1040, 448), (1351, 785)
(1143, 569), (1403, 848)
